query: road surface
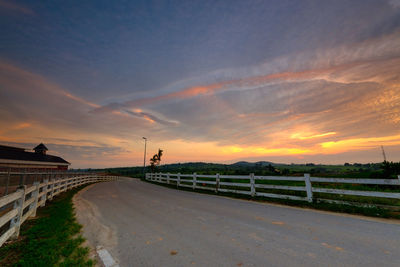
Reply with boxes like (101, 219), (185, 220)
(74, 179), (400, 267)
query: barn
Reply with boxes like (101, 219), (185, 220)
(0, 143), (70, 171)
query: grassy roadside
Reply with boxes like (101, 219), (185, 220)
(144, 179), (400, 220)
(0, 185), (94, 267)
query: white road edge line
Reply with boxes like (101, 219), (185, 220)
(96, 246), (120, 267)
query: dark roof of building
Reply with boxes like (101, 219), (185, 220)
(0, 144), (70, 165)
(34, 143), (48, 151)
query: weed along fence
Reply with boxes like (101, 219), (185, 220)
(0, 172), (119, 247)
(146, 172), (400, 207)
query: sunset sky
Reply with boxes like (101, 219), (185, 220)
(1, 0), (400, 168)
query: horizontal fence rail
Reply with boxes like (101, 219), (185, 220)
(0, 172), (120, 247)
(146, 172), (400, 206)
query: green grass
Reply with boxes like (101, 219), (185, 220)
(0, 186), (94, 267)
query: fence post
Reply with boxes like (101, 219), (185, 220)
(167, 173), (170, 184)
(215, 173), (220, 193)
(250, 173), (255, 197)
(304, 173), (313, 203)
(59, 177), (63, 193)
(48, 174), (53, 200)
(65, 175), (68, 191)
(19, 169), (27, 187)
(66, 174), (70, 190)
(30, 181), (40, 217)
(64, 176), (67, 191)
(5, 167), (10, 196)
(193, 173), (197, 190)
(10, 185), (26, 239)
(67, 174), (71, 190)
(50, 174), (55, 200)
(41, 179), (49, 207)
(177, 173), (181, 188)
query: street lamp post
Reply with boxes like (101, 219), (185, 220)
(142, 137), (147, 178)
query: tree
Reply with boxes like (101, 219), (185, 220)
(381, 161), (400, 178)
(149, 149), (163, 172)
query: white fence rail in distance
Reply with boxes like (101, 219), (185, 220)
(146, 172), (400, 205)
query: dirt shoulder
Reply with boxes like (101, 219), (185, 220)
(73, 184), (119, 267)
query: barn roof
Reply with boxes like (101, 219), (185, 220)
(0, 144), (70, 165)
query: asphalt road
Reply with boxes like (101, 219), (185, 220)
(76, 179), (400, 267)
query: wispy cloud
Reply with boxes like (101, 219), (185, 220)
(95, 31), (400, 112)
(122, 109), (179, 126)
(1, 2), (399, 167)
(88, 31), (400, 148)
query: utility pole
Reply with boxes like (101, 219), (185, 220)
(143, 137), (147, 178)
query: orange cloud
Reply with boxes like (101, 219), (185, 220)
(62, 92), (100, 108)
(320, 134), (400, 152)
(291, 132), (337, 140)
(143, 115), (155, 123)
(14, 122), (32, 130)
(219, 144), (314, 157)
(109, 60), (376, 111)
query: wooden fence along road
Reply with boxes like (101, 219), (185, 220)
(1, 172), (399, 250)
(0, 172), (119, 247)
(146, 172), (400, 205)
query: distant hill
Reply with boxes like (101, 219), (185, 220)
(231, 161), (274, 167)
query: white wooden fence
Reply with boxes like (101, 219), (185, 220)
(146, 172), (400, 205)
(0, 172), (119, 247)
